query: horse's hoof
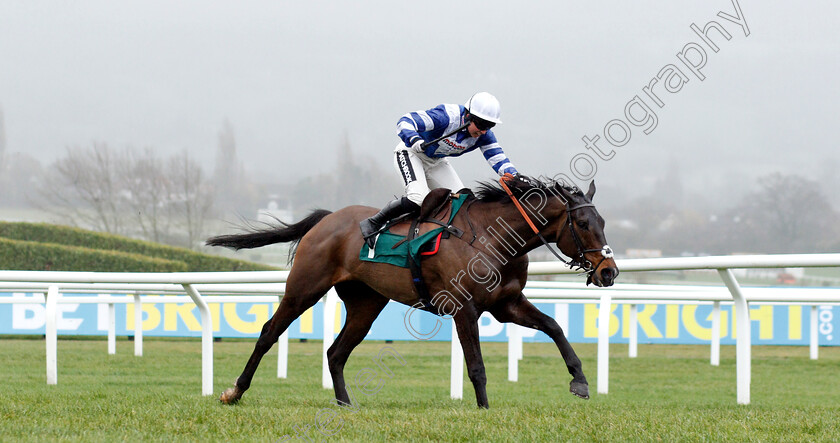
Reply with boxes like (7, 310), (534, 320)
(219, 387), (240, 405)
(570, 381), (590, 399)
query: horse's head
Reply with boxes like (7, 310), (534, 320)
(549, 180), (618, 287)
(479, 175), (619, 286)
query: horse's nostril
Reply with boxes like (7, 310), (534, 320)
(600, 267), (617, 286)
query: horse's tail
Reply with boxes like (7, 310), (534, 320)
(206, 209), (333, 251)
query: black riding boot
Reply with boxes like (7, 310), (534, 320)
(360, 196), (419, 248)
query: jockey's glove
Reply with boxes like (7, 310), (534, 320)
(410, 139), (425, 153)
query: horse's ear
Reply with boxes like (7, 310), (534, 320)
(586, 181), (596, 200)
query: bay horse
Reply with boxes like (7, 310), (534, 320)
(207, 176), (618, 409)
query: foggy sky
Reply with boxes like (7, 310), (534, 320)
(1, 0), (838, 205)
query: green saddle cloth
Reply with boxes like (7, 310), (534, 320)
(360, 194), (469, 268)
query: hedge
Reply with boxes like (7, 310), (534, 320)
(0, 222), (275, 272)
(0, 237), (189, 272)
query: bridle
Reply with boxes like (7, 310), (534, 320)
(557, 202), (614, 273)
(498, 176), (614, 277)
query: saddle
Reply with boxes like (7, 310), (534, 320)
(359, 188), (473, 312)
(388, 188), (463, 241)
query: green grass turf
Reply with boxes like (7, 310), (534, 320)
(1, 337), (838, 442)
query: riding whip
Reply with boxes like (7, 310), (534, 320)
(420, 121), (471, 149)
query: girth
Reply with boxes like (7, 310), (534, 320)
(397, 190), (470, 313)
(406, 213), (463, 313)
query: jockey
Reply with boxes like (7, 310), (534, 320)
(360, 92), (519, 247)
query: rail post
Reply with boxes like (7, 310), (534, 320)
(322, 288), (338, 389)
(277, 330), (289, 378)
(711, 301), (721, 366)
(45, 285), (59, 385)
(275, 288), (288, 378)
(810, 305), (819, 360)
(507, 323), (521, 382)
(182, 284), (214, 396)
(597, 293), (612, 394)
(108, 301), (116, 355)
(628, 304), (638, 358)
(718, 269), (750, 405)
(133, 292), (143, 357)
(450, 321), (463, 399)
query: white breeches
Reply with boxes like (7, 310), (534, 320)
(393, 143), (465, 206)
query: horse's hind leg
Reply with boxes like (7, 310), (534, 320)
(219, 275), (332, 404)
(490, 293), (590, 399)
(327, 281), (389, 406)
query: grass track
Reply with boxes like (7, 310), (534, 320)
(1, 338), (838, 442)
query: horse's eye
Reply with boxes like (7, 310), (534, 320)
(576, 220), (589, 230)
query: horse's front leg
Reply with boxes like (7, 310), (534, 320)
(490, 293), (589, 399)
(453, 305), (489, 409)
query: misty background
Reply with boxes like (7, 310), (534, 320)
(1, 0), (838, 260)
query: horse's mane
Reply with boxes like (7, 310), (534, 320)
(473, 176), (584, 203)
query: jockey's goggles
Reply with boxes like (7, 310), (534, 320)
(472, 117), (495, 131)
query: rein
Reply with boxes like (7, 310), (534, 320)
(498, 176), (612, 274)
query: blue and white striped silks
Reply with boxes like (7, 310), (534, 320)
(396, 103), (518, 176)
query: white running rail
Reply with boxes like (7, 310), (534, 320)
(2, 253), (840, 404)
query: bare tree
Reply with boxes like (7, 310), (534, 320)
(120, 147), (173, 242)
(727, 173), (838, 253)
(38, 142), (128, 234)
(169, 150), (214, 249)
(36, 143), (214, 250)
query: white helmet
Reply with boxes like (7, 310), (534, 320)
(465, 92), (502, 124)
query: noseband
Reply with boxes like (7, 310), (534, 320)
(498, 177), (613, 276)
